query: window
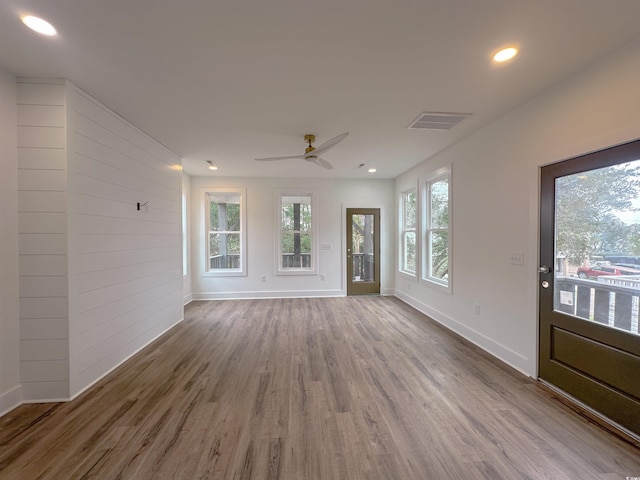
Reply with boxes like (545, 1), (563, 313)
(277, 191), (317, 275)
(205, 188), (246, 276)
(422, 167), (451, 289)
(400, 188), (417, 276)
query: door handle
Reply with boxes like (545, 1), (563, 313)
(539, 265), (550, 274)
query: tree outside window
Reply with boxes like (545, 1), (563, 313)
(555, 160), (640, 272)
(277, 191), (317, 275)
(423, 167), (451, 290)
(400, 189), (417, 275)
(206, 189), (246, 276)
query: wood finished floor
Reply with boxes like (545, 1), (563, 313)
(1, 297), (639, 479)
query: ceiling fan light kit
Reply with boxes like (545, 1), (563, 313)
(255, 132), (349, 170)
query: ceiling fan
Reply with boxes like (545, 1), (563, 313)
(255, 132), (349, 170)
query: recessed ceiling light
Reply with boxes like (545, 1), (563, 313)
(368, 168), (377, 173)
(21, 15), (57, 36)
(207, 160), (218, 170)
(493, 46), (518, 63)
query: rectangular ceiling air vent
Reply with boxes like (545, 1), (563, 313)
(408, 112), (472, 130)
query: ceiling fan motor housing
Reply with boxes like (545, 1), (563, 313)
(304, 134), (316, 154)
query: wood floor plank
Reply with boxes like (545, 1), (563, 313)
(1, 296), (639, 479)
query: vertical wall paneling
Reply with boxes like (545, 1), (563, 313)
(17, 79), (70, 401)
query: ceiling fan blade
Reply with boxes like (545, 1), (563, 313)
(316, 157), (333, 169)
(306, 156), (333, 169)
(255, 155), (305, 162)
(305, 132), (349, 158)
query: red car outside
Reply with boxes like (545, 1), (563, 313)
(577, 263), (640, 279)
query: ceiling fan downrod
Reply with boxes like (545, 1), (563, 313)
(304, 134), (316, 155)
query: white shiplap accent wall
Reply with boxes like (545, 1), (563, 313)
(16, 79), (184, 402)
(0, 67), (21, 415)
(66, 85), (183, 397)
(17, 79), (70, 401)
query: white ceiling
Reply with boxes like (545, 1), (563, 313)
(2, 1), (640, 179)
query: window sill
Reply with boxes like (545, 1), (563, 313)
(398, 270), (418, 281)
(203, 270), (247, 277)
(421, 277), (452, 294)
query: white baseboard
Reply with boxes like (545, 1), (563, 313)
(0, 385), (22, 418)
(183, 293), (193, 305)
(193, 289), (345, 300)
(21, 397), (70, 404)
(394, 290), (533, 378)
(68, 317), (184, 401)
(2, 317), (186, 414)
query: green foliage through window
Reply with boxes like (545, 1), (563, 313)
(423, 171), (450, 286)
(555, 161), (640, 265)
(401, 190), (417, 274)
(208, 192), (242, 271)
(280, 194), (314, 270)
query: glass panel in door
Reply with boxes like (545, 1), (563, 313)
(352, 213), (375, 283)
(554, 160), (640, 336)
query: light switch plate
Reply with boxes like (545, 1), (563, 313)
(509, 253), (524, 265)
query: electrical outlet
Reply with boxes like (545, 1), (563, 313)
(509, 253), (524, 265)
(260, 275), (266, 282)
(320, 274), (326, 281)
(474, 303), (481, 315)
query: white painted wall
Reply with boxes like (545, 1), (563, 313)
(0, 67), (21, 415)
(190, 176), (395, 299)
(17, 79), (69, 401)
(182, 173), (193, 305)
(66, 84), (184, 397)
(395, 36), (640, 377)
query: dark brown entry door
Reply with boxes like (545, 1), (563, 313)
(346, 208), (380, 295)
(539, 139), (640, 436)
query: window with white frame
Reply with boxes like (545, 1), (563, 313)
(400, 189), (417, 276)
(205, 188), (246, 276)
(277, 191), (317, 275)
(422, 167), (451, 289)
